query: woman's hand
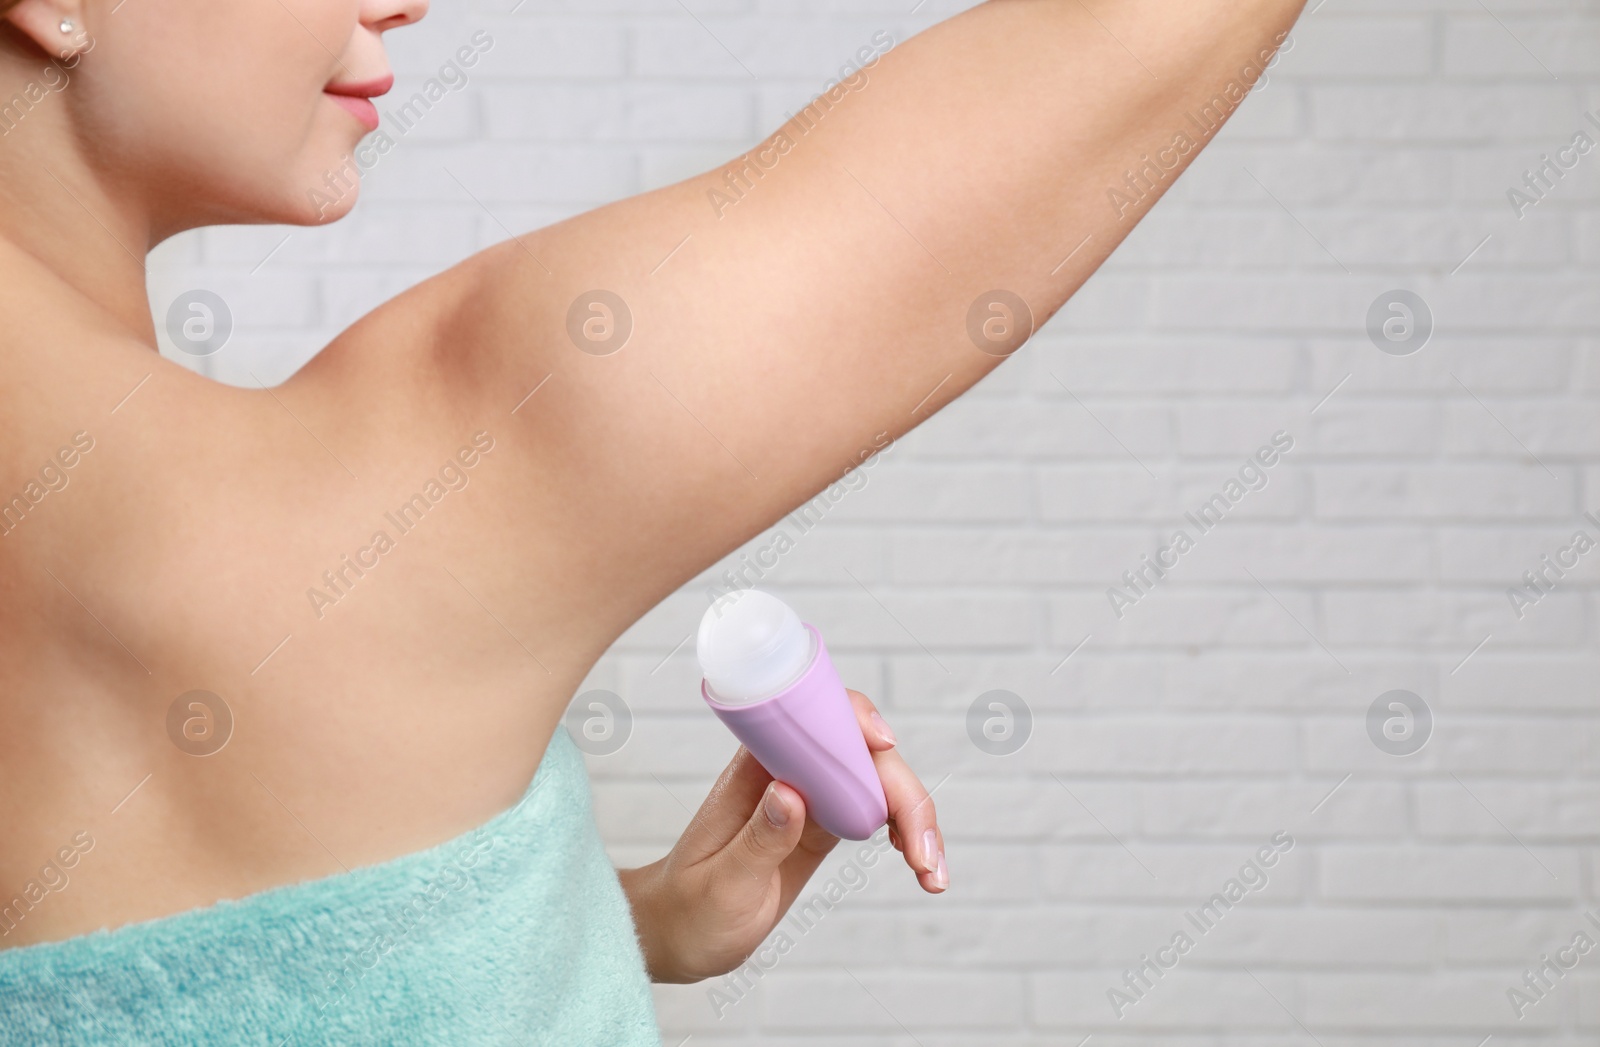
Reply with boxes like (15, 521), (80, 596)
(617, 689), (946, 984)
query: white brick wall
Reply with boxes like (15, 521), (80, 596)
(152, 1), (1600, 1043)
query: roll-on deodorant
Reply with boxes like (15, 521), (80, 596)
(696, 590), (889, 841)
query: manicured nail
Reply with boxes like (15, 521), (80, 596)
(933, 851), (948, 890)
(920, 828), (939, 873)
(764, 784), (790, 828)
(869, 711), (896, 746)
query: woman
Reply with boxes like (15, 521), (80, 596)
(0, 0), (1304, 1042)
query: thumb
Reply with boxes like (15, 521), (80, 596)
(720, 780), (805, 883)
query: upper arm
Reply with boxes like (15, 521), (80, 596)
(300, 0), (1306, 642)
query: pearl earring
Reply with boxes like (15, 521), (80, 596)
(59, 19), (74, 33)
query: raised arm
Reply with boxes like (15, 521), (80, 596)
(299, 0), (1307, 652)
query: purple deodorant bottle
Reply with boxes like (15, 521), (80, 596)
(697, 590), (889, 841)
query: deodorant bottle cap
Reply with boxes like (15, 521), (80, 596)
(697, 590), (814, 704)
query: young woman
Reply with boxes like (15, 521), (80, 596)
(0, 0), (1304, 1041)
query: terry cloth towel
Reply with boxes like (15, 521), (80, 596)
(0, 726), (660, 1046)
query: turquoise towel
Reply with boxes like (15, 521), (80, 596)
(0, 727), (660, 1046)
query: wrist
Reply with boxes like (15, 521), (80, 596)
(617, 859), (684, 983)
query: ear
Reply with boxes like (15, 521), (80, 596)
(4, 0), (87, 60)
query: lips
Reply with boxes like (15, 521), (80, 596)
(325, 74), (395, 133)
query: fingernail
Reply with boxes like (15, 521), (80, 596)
(869, 711), (896, 746)
(920, 828), (939, 873)
(933, 850), (948, 890)
(764, 784), (791, 828)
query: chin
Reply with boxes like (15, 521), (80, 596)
(286, 136), (373, 225)
(305, 183), (362, 225)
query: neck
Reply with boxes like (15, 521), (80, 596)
(0, 37), (157, 347)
